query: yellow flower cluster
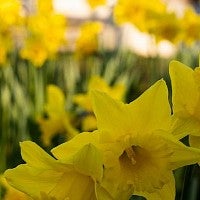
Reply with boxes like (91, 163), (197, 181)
(0, 0), (67, 67)
(20, 0), (67, 67)
(114, 0), (200, 44)
(4, 59), (200, 199)
(0, 0), (22, 65)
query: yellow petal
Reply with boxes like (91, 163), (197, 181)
(73, 94), (92, 111)
(160, 133), (200, 169)
(5, 164), (97, 200)
(89, 75), (109, 92)
(51, 131), (99, 161)
(95, 183), (114, 200)
(169, 60), (198, 116)
(4, 164), (68, 199)
(20, 141), (60, 168)
(45, 84), (66, 116)
(171, 114), (200, 139)
(82, 115), (97, 131)
(72, 143), (103, 181)
(91, 90), (128, 140)
(127, 79), (171, 134)
(135, 172), (175, 200)
(47, 170), (97, 200)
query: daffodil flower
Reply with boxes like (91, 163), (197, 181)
(4, 141), (112, 200)
(38, 85), (78, 146)
(53, 80), (200, 199)
(169, 60), (200, 149)
(75, 22), (102, 57)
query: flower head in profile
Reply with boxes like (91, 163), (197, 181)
(180, 8), (200, 45)
(4, 141), (112, 200)
(74, 75), (125, 131)
(75, 21), (102, 57)
(169, 59), (200, 149)
(38, 85), (78, 146)
(53, 79), (200, 199)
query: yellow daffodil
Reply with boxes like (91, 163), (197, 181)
(74, 75), (125, 131)
(169, 60), (200, 149)
(38, 85), (78, 146)
(20, 39), (48, 67)
(4, 141), (112, 200)
(1, 175), (30, 200)
(0, 0), (22, 28)
(87, 0), (106, 9)
(0, 0), (23, 66)
(75, 21), (102, 56)
(113, 0), (166, 32)
(180, 8), (200, 45)
(20, 0), (67, 67)
(147, 12), (182, 43)
(53, 79), (200, 199)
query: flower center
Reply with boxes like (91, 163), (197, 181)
(124, 146), (137, 165)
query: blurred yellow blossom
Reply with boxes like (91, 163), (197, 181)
(20, 0), (67, 67)
(147, 12), (182, 43)
(169, 60), (200, 149)
(38, 85), (78, 146)
(4, 141), (112, 199)
(75, 21), (102, 57)
(180, 8), (200, 45)
(114, 0), (166, 32)
(87, 0), (106, 9)
(20, 39), (48, 67)
(74, 75), (125, 131)
(0, 0), (22, 29)
(0, 0), (23, 66)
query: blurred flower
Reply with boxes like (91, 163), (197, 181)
(38, 85), (78, 146)
(75, 21), (102, 57)
(169, 60), (200, 149)
(74, 75), (125, 131)
(20, 0), (67, 67)
(0, 175), (30, 200)
(4, 141), (111, 199)
(180, 8), (200, 45)
(87, 0), (107, 9)
(20, 39), (48, 67)
(113, 0), (166, 32)
(0, 0), (22, 29)
(147, 12), (182, 43)
(0, 0), (23, 66)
